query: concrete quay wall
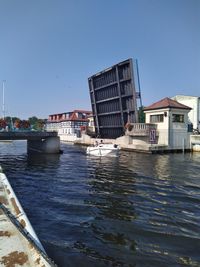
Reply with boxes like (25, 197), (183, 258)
(72, 134), (168, 153)
(69, 133), (200, 153)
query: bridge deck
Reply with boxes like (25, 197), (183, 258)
(0, 131), (57, 140)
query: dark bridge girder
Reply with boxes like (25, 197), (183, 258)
(0, 131), (57, 140)
(0, 131), (60, 154)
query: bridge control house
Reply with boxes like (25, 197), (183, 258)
(119, 97), (192, 152)
(143, 97), (192, 150)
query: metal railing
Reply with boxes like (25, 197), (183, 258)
(125, 123), (157, 136)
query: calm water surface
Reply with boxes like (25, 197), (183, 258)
(0, 141), (200, 267)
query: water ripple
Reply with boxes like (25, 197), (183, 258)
(1, 142), (200, 266)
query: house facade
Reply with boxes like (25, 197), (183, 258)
(144, 97), (191, 149)
(46, 110), (92, 141)
(171, 95), (200, 131)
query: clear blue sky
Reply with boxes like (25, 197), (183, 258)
(0, 0), (199, 119)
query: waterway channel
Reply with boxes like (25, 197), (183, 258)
(0, 141), (200, 267)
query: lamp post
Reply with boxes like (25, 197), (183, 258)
(2, 80), (6, 119)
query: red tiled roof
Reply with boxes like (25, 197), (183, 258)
(48, 110), (92, 117)
(48, 109), (93, 122)
(69, 110), (92, 121)
(143, 97), (191, 111)
(70, 112), (77, 120)
(73, 109), (92, 114)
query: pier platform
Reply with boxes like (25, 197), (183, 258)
(0, 167), (56, 267)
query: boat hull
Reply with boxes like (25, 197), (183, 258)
(86, 144), (120, 156)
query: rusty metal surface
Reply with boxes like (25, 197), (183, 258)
(0, 167), (56, 267)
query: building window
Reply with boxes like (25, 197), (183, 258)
(150, 114), (164, 123)
(172, 114), (184, 123)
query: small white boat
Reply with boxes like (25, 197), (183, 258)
(86, 143), (120, 156)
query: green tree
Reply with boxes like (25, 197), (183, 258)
(28, 116), (45, 130)
(28, 116), (38, 127)
(138, 106), (145, 123)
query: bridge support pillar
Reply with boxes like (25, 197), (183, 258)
(27, 137), (60, 154)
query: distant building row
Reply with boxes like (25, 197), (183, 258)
(45, 95), (200, 144)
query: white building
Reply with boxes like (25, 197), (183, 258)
(144, 97), (192, 150)
(46, 110), (92, 141)
(171, 95), (200, 131)
(116, 97), (193, 152)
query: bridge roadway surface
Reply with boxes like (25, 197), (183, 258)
(0, 131), (58, 140)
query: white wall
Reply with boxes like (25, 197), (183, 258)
(145, 107), (191, 149)
(172, 95), (200, 130)
(145, 108), (169, 146)
(59, 134), (81, 142)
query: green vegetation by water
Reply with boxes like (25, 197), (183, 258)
(0, 116), (46, 131)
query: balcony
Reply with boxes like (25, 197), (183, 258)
(125, 123), (158, 136)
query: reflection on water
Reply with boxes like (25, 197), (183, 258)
(27, 153), (61, 166)
(0, 141), (200, 266)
